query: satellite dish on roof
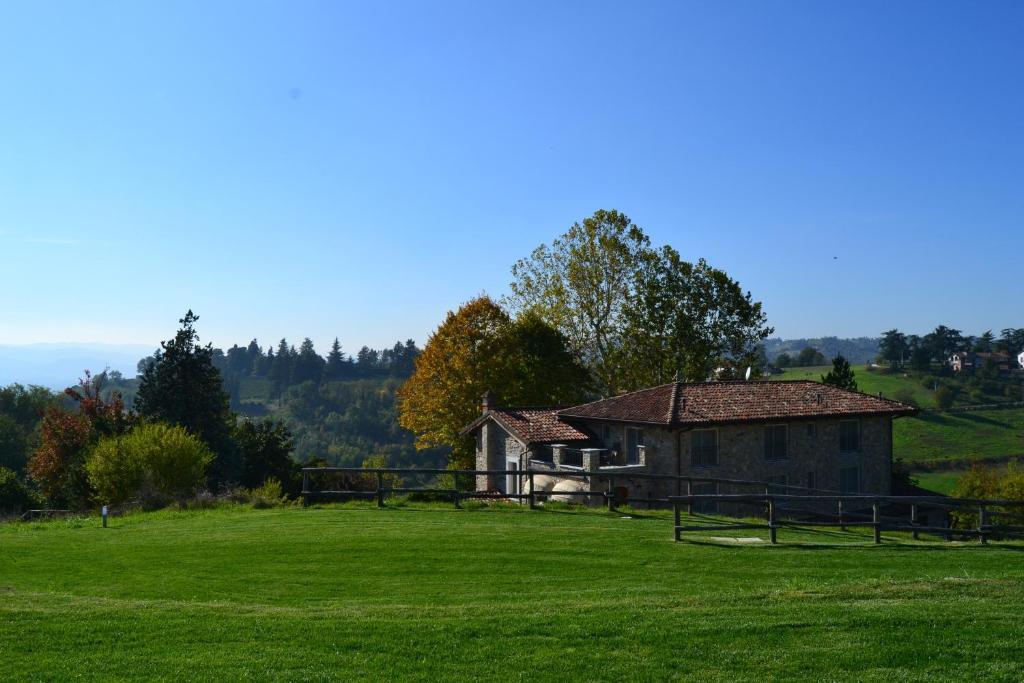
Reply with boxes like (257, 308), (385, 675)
(745, 366), (752, 381)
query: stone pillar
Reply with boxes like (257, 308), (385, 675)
(551, 445), (565, 468)
(582, 448), (604, 507)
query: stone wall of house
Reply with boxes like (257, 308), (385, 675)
(574, 415), (894, 504)
(474, 421), (530, 492)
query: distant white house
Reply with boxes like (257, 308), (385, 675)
(1019, 350), (1024, 370)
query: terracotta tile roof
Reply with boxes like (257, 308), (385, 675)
(556, 380), (918, 426)
(461, 408), (593, 445)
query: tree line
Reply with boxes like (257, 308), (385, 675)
(878, 326), (1024, 371)
(138, 336), (421, 401)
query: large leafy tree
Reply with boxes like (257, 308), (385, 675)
(507, 209), (649, 394)
(879, 329), (909, 369)
(507, 209), (771, 394)
(619, 247), (772, 386)
(397, 296), (588, 469)
(922, 325), (963, 367)
(135, 311), (238, 483)
(997, 328), (1024, 354)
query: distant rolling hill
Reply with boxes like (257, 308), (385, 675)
(0, 343), (153, 389)
(763, 336), (880, 364)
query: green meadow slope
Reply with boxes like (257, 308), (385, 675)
(1, 505), (1023, 681)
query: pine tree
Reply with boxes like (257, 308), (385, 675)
(245, 339), (262, 375)
(821, 355), (858, 392)
(269, 339), (292, 396)
(293, 338), (325, 385)
(325, 338), (347, 380)
(134, 311), (238, 483)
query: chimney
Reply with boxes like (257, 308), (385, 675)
(481, 390), (496, 414)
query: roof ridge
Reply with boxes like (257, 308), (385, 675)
(667, 381), (681, 424)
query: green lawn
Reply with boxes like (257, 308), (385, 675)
(771, 365), (936, 407)
(913, 471), (963, 495)
(2, 504), (1023, 681)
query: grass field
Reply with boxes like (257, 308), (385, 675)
(772, 365), (938, 407)
(913, 471), (964, 495)
(2, 504), (1024, 681)
(895, 409), (1024, 465)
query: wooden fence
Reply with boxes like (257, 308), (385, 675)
(671, 493), (1024, 544)
(301, 467), (1024, 545)
(300, 466), (840, 510)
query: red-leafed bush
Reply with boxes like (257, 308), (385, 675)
(27, 407), (93, 507)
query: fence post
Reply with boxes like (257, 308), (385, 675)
(838, 499), (845, 531)
(911, 504), (919, 541)
(302, 471), (310, 506)
(686, 479), (692, 515)
(872, 500), (881, 544)
(606, 476), (616, 512)
(768, 496), (777, 545)
(528, 470), (536, 510)
(674, 500), (681, 542)
(376, 471), (384, 508)
(978, 504), (987, 545)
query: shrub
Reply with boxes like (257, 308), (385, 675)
(933, 385), (955, 410)
(247, 478), (287, 509)
(0, 466), (39, 514)
(893, 388), (918, 407)
(953, 460), (1024, 529)
(86, 423), (213, 507)
(236, 419), (298, 492)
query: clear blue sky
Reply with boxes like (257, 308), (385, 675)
(1, 1), (1021, 354)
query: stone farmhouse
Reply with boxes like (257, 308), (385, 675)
(463, 381), (917, 505)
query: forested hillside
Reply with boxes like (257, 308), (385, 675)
(764, 337), (880, 364)
(123, 337), (446, 469)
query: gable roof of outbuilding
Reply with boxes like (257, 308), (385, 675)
(460, 408), (594, 446)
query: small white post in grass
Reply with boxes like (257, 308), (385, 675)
(102, 505), (108, 528)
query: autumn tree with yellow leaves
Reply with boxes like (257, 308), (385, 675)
(397, 296), (589, 469)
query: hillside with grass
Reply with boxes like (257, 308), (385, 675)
(1, 504), (1022, 680)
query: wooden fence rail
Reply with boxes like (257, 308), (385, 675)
(300, 467), (1024, 545)
(670, 494), (1024, 545)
